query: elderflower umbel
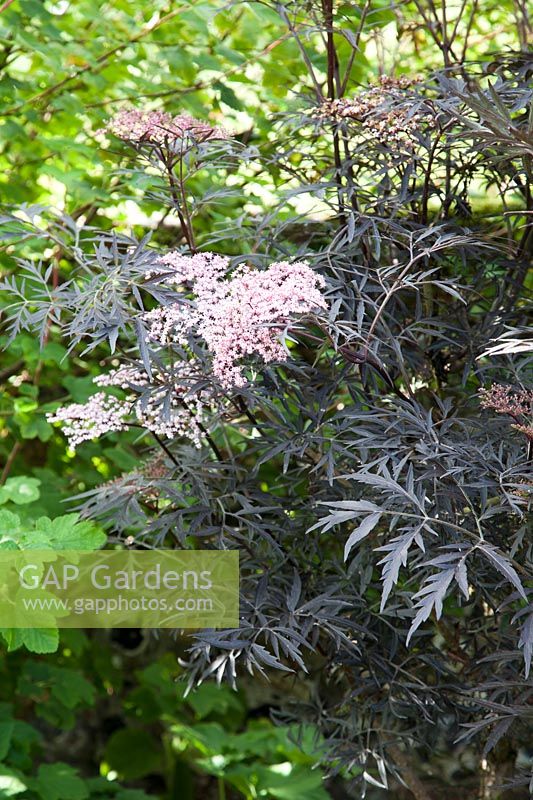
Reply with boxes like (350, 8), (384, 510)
(135, 390), (205, 448)
(49, 362), (211, 450)
(144, 254), (327, 387)
(312, 76), (432, 150)
(96, 364), (209, 447)
(46, 392), (129, 450)
(479, 384), (533, 440)
(479, 384), (533, 418)
(94, 366), (150, 390)
(98, 109), (228, 145)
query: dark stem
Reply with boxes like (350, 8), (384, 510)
(421, 127), (443, 224)
(163, 150), (197, 252)
(321, 0), (346, 226)
(388, 744), (435, 800)
(149, 431), (180, 468)
(0, 440), (21, 485)
(339, 0), (370, 96)
(178, 397), (224, 461)
(231, 395), (261, 429)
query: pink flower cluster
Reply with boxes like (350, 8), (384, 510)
(313, 76), (433, 150)
(147, 251), (229, 291)
(136, 392), (205, 446)
(49, 365), (209, 450)
(144, 253), (327, 387)
(94, 366), (150, 390)
(99, 109), (228, 145)
(479, 384), (533, 441)
(46, 392), (129, 450)
(479, 384), (532, 418)
(49, 256), (327, 450)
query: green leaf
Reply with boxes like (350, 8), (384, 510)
(11, 719), (42, 751)
(256, 764), (330, 800)
(0, 628), (59, 654)
(59, 628), (89, 656)
(171, 722), (227, 755)
(0, 765), (27, 797)
(35, 763), (89, 800)
(40, 342), (68, 365)
(104, 729), (162, 780)
(48, 666), (95, 709)
(214, 81), (243, 111)
(32, 514), (106, 550)
(18, 416), (53, 442)
(0, 512), (21, 544)
(0, 722), (13, 760)
(186, 683), (244, 720)
(0, 477), (40, 506)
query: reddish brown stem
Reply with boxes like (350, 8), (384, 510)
(0, 441), (21, 485)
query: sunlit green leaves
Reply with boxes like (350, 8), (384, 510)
(0, 510), (106, 551)
(0, 477), (40, 506)
(0, 766), (28, 797)
(0, 627), (59, 654)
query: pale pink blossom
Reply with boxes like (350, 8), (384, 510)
(144, 254), (327, 387)
(94, 366), (150, 389)
(143, 303), (199, 348)
(49, 365), (210, 449)
(150, 251), (230, 292)
(135, 390), (205, 447)
(313, 77), (432, 150)
(46, 392), (129, 450)
(50, 255), (327, 450)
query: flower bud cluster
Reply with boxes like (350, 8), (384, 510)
(479, 384), (532, 417)
(98, 109), (228, 144)
(479, 384), (533, 441)
(312, 76), (432, 149)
